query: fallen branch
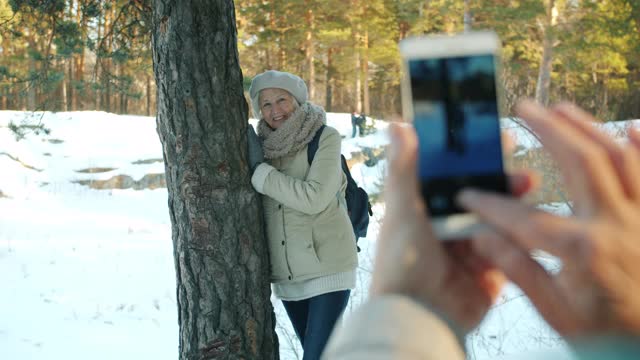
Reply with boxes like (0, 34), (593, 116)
(0, 152), (43, 172)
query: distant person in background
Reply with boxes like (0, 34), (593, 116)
(350, 111), (360, 138)
(323, 100), (640, 359)
(246, 70), (358, 360)
(357, 113), (366, 137)
(351, 111), (367, 138)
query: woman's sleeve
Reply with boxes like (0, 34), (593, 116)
(322, 296), (466, 360)
(251, 127), (343, 215)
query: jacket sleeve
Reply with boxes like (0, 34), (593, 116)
(322, 295), (466, 360)
(251, 127), (343, 215)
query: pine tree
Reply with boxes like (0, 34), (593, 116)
(152, 0), (278, 358)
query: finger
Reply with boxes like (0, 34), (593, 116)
(508, 170), (541, 197)
(515, 100), (625, 216)
(627, 128), (640, 202)
(471, 230), (579, 335)
(629, 127), (640, 150)
(465, 254), (507, 302)
(386, 123), (420, 208)
(552, 103), (640, 201)
(502, 130), (516, 154)
(445, 241), (506, 302)
(458, 189), (585, 259)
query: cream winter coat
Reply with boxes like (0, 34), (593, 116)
(251, 125), (358, 283)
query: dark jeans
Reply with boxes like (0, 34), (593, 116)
(282, 290), (351, 360)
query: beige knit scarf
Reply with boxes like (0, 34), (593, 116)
(257, 102), (326, 159)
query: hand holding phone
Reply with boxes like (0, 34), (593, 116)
(400, 31), (507, 240)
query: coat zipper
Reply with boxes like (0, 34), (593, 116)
(281, 205), (293, 280)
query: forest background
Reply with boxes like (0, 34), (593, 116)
(1, 0), (639, 131)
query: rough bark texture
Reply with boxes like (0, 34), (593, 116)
(152, 1), (279, 359)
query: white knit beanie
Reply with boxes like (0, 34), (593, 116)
(249, 70), (308, 117)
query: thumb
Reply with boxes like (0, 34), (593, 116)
(386, 123), (420, 208)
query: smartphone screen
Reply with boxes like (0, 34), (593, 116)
(409, 54), (507, 216)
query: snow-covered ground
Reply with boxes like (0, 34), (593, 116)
(2, 110), (634, 359)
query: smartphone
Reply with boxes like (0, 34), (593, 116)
(399, 31), (508, 240)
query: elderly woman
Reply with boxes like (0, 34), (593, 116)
(246, 70), (358, 360)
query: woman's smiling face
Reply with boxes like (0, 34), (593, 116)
(259, 88), (297, 129)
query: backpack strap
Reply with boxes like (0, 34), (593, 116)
(307, 125), (326, 165)
(340, 154), (355, 184)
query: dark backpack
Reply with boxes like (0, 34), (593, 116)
(307, 125), (373, 252)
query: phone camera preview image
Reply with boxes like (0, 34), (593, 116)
(410, 55), (507, 216)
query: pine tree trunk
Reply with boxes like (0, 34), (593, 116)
(2, 87), (7, 109)
(62, 65), (68, 111)
(305, 8), (315, 101)
(279, 32), (287, 69)
(146, 74), (152, 116)
(267, 3), (276, 70)
(325, 48), (333, 112)
(351, 0), (361, 112)
(66, 0), (75, 111)
(355, 50), (361, 113)
(69, 57), (76, 111)
(535, 0), (555, 106)
(105, 66), (111, 112)
(104, 6), (114, 113)
(75, 0), (86, 110)
(27, 35), (37, 110)
(94, 10), (103, 111)
(152, 1), (278, 359)
(463, 0), (472, 32)
(362, 31), (370, 115)
(118, 64), (124, 114)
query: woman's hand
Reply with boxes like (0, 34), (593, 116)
(459, 100), (640, 338)
(247, 126), (264, 174)
(370, 124), (536, 333)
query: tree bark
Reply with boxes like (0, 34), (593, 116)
(152, 1), (278, 359)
